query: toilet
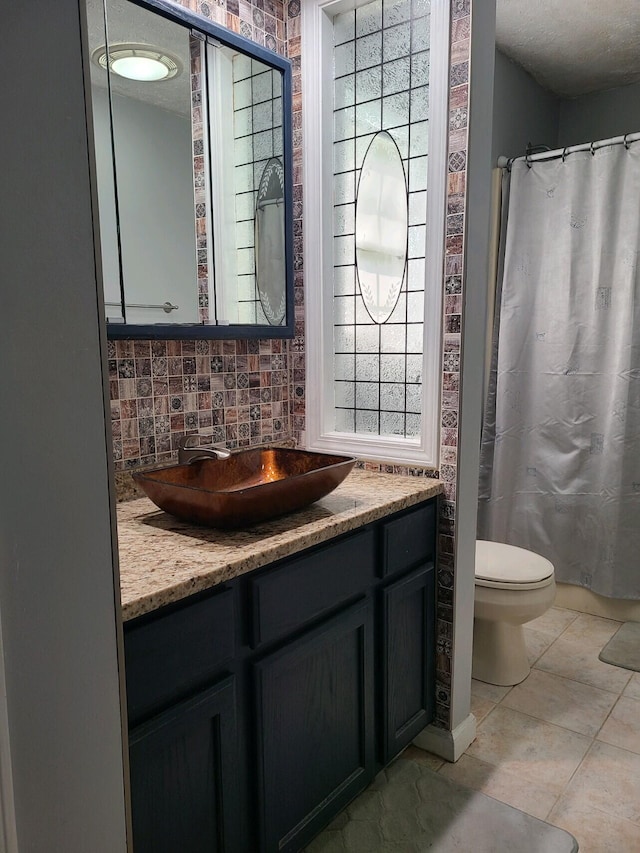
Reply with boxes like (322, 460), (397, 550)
(473, 540), (556, 686)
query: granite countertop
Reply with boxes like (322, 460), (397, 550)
(117, 469), (443, 621)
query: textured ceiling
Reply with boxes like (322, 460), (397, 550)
(86, 0), (192, 115)
(89, 0), (640, 108)
(496, 0), (640, 98)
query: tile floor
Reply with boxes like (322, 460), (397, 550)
(306, 756), (578, 852)
(408, 607), (640, 853)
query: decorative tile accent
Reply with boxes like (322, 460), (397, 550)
(452, 0), (470, 19)
(354, 459), (440, 479)
(449, 106), (468, 132)
(191, 37), (209, 323)
(447, 213), (464, 235)
(448, 150), (466, 172)
(286, 0), (305, 444)
(431, 0), (471, 731)
(450, 61), (469, 87)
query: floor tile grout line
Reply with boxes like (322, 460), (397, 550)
(459, 615), (640, 846)
(471, 699), (501, 728)
(534, 607), (622, 643)
(472, 666), (596, 803)
(504, 664), (624, 738)
(542, 789), (562, 823)
(569, 799), (640, 832)
(436, 752), (562, 823)
(548, 735), (640, 829)
(554, 737), (598, 803)
(468, 705), (593, 798)
(514, 664), (623, 699)
(592, 729), (640, 760)
(492, 690), (608, 741)
(531, 658), (632, 696)
(592, 688), (626, 741)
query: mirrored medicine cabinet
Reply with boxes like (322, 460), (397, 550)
(86, 0), (294, 339)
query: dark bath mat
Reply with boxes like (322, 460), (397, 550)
(304, 757), (578, 853)
(599, 621), (640, 672)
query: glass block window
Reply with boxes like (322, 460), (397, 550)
(232, 57), (283, 324)
(331, 0), (430, 438)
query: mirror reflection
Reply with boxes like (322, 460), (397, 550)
(87, 0), (289, 334)
(255, 158), (286, 325)
(209, 53), (284, 326)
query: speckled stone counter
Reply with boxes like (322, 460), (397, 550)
(118, 470), (442, 621)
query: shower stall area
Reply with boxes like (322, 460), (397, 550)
(481, 4), (640, 619)
(479, 136), (640, 603)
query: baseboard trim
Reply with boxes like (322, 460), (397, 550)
(412, 713), (477, 763)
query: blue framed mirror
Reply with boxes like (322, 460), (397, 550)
(87, 0), (294, 339)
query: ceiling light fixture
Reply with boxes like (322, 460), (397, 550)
(92, 43), (181, 82)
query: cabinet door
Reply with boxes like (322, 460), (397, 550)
(254, 599), (374, 853)
(129, 675), (238, 853)
(381, 564), (435, 763)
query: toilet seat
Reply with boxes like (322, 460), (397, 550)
(475, 540), (554, 591)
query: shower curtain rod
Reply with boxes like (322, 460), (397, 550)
(497, 130), (640, 170)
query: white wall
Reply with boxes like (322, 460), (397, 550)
(0, 1), (128, 849)
(93, 86), (199, 325)
(558, 80), (640, 147)
(492, 49), (560, 163)
(92, 86), (122, 310)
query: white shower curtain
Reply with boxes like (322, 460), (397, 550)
(478, 143), (640, 600)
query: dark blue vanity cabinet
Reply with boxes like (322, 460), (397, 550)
(123, 497), (437, 853)
(125, 588), (240, 851)
(129, 677), (239, 853)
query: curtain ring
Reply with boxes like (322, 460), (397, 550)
(624, 134), (630, 150)
(526, 151), (532, 169)
(561, 147), (567, 162)
(590, 141), (596, 156)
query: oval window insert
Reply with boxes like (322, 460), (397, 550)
(355, 131), (408, 324)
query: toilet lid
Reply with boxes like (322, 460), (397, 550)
(475, 540), (554, 585)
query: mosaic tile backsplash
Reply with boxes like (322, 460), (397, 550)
(108, 338), (291, 468)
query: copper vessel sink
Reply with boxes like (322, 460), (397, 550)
(132, 447), (356, 529)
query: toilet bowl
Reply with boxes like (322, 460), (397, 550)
(473, 540), (555, 686)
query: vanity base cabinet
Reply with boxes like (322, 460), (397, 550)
(128, 676), (239, 853)
(254, 599), (374, 853)
(124, 496), (438, 853)
(381, 565), (436, 764)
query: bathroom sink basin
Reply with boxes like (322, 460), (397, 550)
(132, 447), (356, 529)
